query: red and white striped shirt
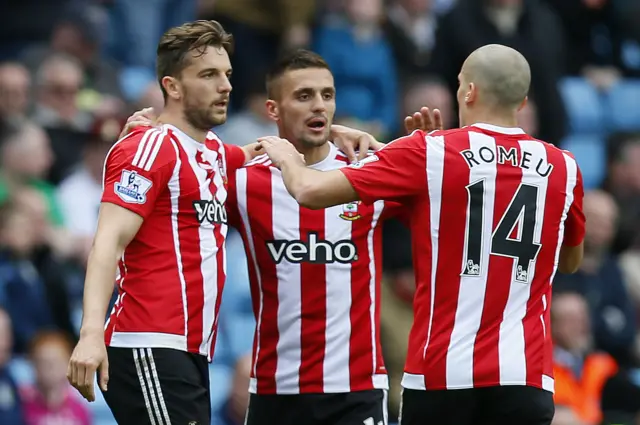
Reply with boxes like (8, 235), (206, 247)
(228, 143), (401, 394)
(341, 123), (586, 393)
(101, 124), (245, 360)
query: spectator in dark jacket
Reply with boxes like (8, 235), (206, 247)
(554, 190), (637, 362)
(0, 307), (26, 425)
(429, 0), (567, 144)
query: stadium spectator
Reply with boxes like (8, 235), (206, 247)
(215, 72), (278, 146)
(204, 0), (315, 109)
(315, 0), (398, 139)
(0, 307), (25, 425)
(0, 120), (61, 224)
(31, 54), (93, 133)
(551, 290), (618, 425)
(0, 203), (56, 354)
(384, 0), (439, 82)
(21, 3), (121, 101)
(21, 331), (90, 425)
(0, 62), (31, 122)
(555, 190), (637, 362)
(429, 0), (568, 145)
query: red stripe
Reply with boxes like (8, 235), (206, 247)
(172, 136), (206, 353)
(246, 166), (279, 393)
(298, 207), (327, 393)
(348, 202), (375, 390)
(424, 132), (471, 388)
(210, 178), (227, 359)
(473, 138), (523, 385)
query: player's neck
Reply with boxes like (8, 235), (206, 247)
(293, 141), (331, 166)
(467, 112), (519, 130)
(157, 111), (209, 144)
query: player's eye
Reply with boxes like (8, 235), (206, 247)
(299, 94), (309, 101)
(323, 93), (334, 100)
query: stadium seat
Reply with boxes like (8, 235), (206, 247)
(605, 79), (640, 131)
(560, 135), (607, 190)
(8, 356), (35, 385)
(558, 77), (605, 134)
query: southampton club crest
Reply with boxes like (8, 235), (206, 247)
(339, 201), (362, 221)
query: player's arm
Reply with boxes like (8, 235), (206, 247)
(258, 131), (428, 210)
(558, 165), (585, 274)
(80, 204), (142, 335)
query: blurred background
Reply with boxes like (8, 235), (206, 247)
(0, 0), (639, 424)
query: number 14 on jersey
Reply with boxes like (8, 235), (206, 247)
(462, 180), (542, 283)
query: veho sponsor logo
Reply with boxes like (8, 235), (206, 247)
(193, 200), (227, 225)
(266, 232), (358, 264)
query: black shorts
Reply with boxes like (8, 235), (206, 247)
(101, 346), (211, 425)
(246, 389), (388, 425)
(400, 386), (554, 425)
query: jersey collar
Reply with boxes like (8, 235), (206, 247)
(469, 122), (525, 135)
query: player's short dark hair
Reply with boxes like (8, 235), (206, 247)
(266, 49), (331, 99)
(156, 20), (234, 101)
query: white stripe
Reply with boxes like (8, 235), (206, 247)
(167, 140), (189, 340)
(110, 332), (186, 350)
(139, 349), (165, 425)
(368, 201), (385, 377)
(551, 153), (578, 280)
(272, 167), (302, 393)
(323, 204), (353, 392)
(179, 141), (220, 356)
(422, 135), (445, 362)
(446, 132), (497, 388)
(133, 349), (159, 425)
(382, 389), (389, 425)
(136, 130), (161, 169)
(235, 168), (264, 385)
(143, 129), (168, 171)
(147, 348), (172, 425)
(497, 140), (548, 386)
(132, 129), (158, 168)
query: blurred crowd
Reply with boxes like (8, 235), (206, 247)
(0, 0), (639, 424)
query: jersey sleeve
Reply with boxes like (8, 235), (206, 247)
(563, 164), (585, 246)
(101, 132), (175, 219)
(225, 144), (246, 173)
(340, 130), (428, 205)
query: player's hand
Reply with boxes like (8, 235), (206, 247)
(67, 334), (109, 402)
(404, 107), (443, 134)
(329, 125), (385, 164)
(256, 136), (305, 169)
(118, 107), (158, 139)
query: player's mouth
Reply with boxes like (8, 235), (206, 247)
(213, 99), (229, 109)
(306, 117), (327, 134)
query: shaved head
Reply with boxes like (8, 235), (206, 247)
(461, 44), (531, 110)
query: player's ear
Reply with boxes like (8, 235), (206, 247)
(265, 99), (279, 122)
(162, 76), (182, 101)
(517, 96), (528, 112)
(465, 82), (477, 105)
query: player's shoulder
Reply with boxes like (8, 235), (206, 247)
(242, 153), (274, 170)
(107, 125), (177, 170)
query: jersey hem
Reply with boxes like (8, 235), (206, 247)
(248, 373), (389, 394)
(400, 372), (554, 393)
(107, 331), (211, 357)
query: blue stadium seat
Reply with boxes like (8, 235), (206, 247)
(560, 135), (607, 190)
(605, 79), (640, 131)
(8, 356), (35, 385)
(558, 77), (605, 134)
